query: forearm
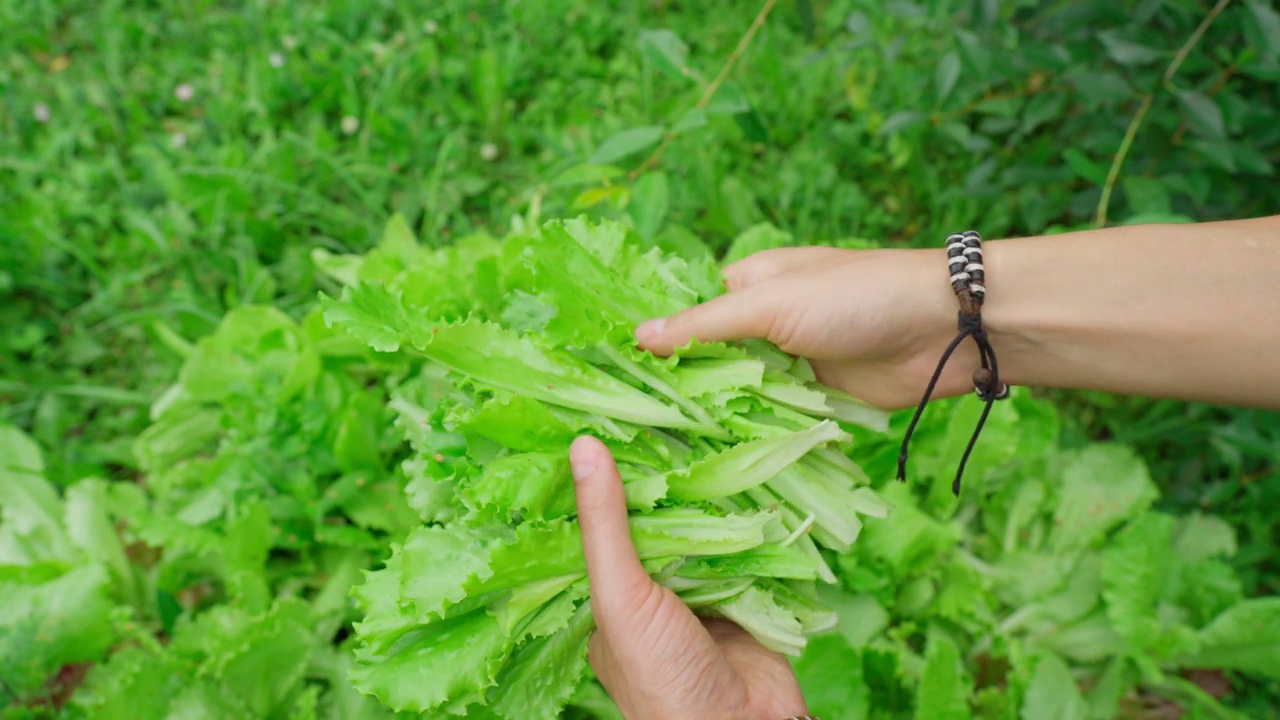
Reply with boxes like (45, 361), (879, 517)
(979, 215), (1280, 409)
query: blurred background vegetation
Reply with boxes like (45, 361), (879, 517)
(1, 0), (1277, 705)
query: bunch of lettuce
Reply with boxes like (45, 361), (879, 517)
(318, 217), (891, 716)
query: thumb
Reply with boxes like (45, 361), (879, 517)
(569, 436), (653, 619)
(634, 285), (776, 356)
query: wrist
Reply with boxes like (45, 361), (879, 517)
(901, 247), (987, 399)
(977, 236), (1050, 389)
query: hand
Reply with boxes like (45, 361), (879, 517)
(569, 436), (809, 720)
(635, 246), (974, 410)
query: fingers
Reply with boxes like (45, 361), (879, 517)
(634, 284), (777, 355)
(636, 246), (855, 355)
(723, 246), (850, 291)
(569, 436), (653, 616)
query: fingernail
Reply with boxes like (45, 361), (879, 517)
(569, 436), (598, 481)
(634, 318), (666, 342)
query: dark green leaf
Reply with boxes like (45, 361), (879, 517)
(1020, 94), (1067, 134)
(1097, 31), (1165, 65)
(628, 172), (670, 241)
(1121, 177), (1172, 217)
(1245, 0), (1280, 63)
(705, 83), (751, 117)
(637, 29), (700, 82)
(954, 28), (992, 78)
(935, 51), (962, 103)
(1191, 139), (1238, 172)
(589, 127), (666, 165)
(672, 108), (709, 133)
(1069, 72), (1133, 108)
(1176, 90), (1226, 140)
(879, 111), (928, 136)
(734, 108), (770, 144)
(1062, 148), (1108, 186)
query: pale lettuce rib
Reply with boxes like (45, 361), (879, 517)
(322, 285), (705, 432)
(662, 420), (849, 501)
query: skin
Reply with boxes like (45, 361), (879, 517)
(570, 216), (1280, 719)
(635, 216), (1280, 410)
(569, 436), (809, 720)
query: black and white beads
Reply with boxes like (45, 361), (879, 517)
(900, 228), (1013, 494)
(946, 230), (986, 301)
(901, 228), (1016, 492)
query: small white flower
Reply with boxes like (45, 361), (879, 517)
(479, 142), (499, 162)
(282, 35), (298, 50)
(171, 132), (188, 148)
(340, 116), (360, 135)
(370, 41), (387, 60)
(269, 51), (285, 68)
(423, 20), (439, 35)
(33, 103), (50, 123)
(174, 83), (194, 102)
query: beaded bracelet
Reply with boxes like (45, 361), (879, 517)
(897, 230), (1010, 496)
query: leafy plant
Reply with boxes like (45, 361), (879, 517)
(317, 217), (889, 716)
(3, 0), (1278, 716)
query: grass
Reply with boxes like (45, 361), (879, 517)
(2, 0), (1278, 711)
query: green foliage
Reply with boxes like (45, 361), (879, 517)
(0, 425), (129, 703)
(2, 0), (1278, 716)
(325, 218), (886, 715)
(794, 392), (1277, 718)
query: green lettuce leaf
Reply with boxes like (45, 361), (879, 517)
(0, 424), (74, 564)
(1049, 445), (1158, 555)
(488, 602), (595, 720)
(350, 608), (514, 713)
(1184, 598), (1280, 679)
(0, 564), (116, 696)
(663, 420), (848, 501)
(323, 287), (708, 433)
(707, 584), (807, 655)
(915, 629), (972, 720)
(1020, 652), (1088, 720)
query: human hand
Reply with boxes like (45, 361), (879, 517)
(635, 246), (977, 410)
(569, 436), (809, 720)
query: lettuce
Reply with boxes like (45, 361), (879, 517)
(321, 218), (891, 717)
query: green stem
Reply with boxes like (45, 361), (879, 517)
(1094, 0), (1233, 227)
(743, 484), (839, 583)
(631, 0), (780, 179)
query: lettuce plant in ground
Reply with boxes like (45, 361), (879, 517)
(5, 215), (1278, 718)
(318, 216), (891, 716)
(1, 305), (406, 717)
(0, 425), (134, 710)
(793, 391), (1280, 720)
